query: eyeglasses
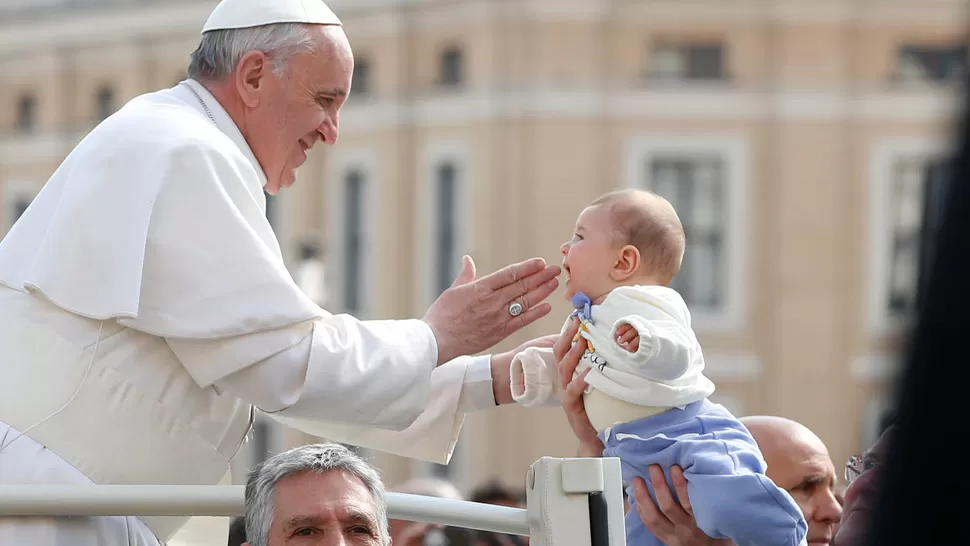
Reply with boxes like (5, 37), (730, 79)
(844, 455), (879, 485)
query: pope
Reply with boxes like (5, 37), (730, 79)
(0, 0), (560, 544)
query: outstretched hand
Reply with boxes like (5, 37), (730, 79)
(423, 256), (560, 366)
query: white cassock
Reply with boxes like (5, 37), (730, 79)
(0, 78), (495, 545)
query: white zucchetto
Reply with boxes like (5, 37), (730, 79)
(202, 0), (342, 33)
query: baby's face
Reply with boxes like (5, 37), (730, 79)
(560, 205), (621, 303)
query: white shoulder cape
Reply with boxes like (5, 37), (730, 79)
(0, 80), (322, 338)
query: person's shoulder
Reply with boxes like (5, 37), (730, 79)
(91, 88), (236, 164)
(604, 284), (683, 304)
(601, 285), (692, 321)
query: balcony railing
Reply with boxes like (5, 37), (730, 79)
(0, 486), (530, 534)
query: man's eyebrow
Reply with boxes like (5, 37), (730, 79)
(796, 474), (828, 487)
(316, 88), (347, 98)
(793, 471), (836, 491)
(345, 510), (378, 527)
(285, 515), (323, 530)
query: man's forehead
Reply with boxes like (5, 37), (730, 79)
(789, 451), (837, 490)
(768, 439), (834, 480)
(307, 24), (352, 60)
(283, 504), (378, 529)
(275, 470), (378, 512)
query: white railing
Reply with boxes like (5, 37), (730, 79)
(0, 457), (627, 546)
(0, 486), (528, 536)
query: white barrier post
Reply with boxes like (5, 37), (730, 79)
(526, 456), (627, 546)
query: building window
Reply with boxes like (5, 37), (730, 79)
(422, 144), (470, 308)
(434, 162), (459, 295)
(628, 135), (746, 331)
(15, 94), (37, 131)
(352, 58), (371, 96)
(868, 138), (951, 335)
(96, 86), (115, 121)
(885, 156), (950, 317)
(648, 157), (727, 310)
(343, 169), (366, 315)
(439, 47), (464, 87)
(897, 43), (968, 83)
(647, 42), (725, 81)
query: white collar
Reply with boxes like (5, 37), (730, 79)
(181, 78), (269, 190)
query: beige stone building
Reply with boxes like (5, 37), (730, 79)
(1, 0), (966, 527)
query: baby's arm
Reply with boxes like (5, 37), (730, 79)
(510, 346), (562, 407)
(511, 317), (577, 408)
(609, 315), (695, 381)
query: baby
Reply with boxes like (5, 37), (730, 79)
(511, 189), (808, 546)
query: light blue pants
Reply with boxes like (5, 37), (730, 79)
(601, 399), (807, 546)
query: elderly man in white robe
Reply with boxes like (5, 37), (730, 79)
(0, 0), (562, 544)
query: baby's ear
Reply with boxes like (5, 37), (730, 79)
(612, 244), (641, 280)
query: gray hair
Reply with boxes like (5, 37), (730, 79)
(244, 443), (389, 546)
(187, 23), (317, 81)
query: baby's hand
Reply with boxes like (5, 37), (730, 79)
(614, 323), (640, 352)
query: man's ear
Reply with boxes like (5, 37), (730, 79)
(611, 245), (640, 281)
(234, 50), (270, 108)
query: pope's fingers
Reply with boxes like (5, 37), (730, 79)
(509, 274), (559, 315)
(478, 258), (547, 291)
(495, 265), (561, 306)
(505, 302), (553, 334)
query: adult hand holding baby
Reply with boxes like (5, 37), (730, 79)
(634, 466), (734, 546)
(555, 317), (604, 457)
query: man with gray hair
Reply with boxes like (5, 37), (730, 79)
(0, 0), (559, 544)
(242, 443), (390, 546)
